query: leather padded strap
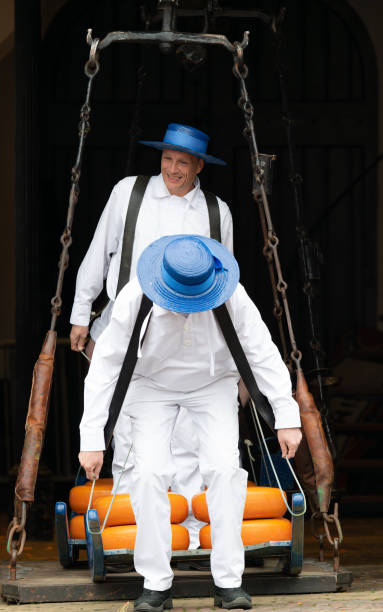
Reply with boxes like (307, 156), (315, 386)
(203, 190), (221, 242)
(116, 175), (151, 296)
(104, 293), (153, 448)
(213, 303), (276, 433)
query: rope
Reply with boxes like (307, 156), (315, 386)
(85, 443), (133, 535)
(249, 400), (306, 518)
(243, 439), (257, 484)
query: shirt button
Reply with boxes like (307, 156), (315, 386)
(184, 339), (191, 346)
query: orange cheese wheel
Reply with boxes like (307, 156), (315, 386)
(84, 478), (113, 488)
(94, 492), (188, 527)
(69, 479), (114, 514)
(199, 518), (292, 548)
(101, 523), (189, 551)
(192, 486), (286, 523)
(69, 514), (85, 540)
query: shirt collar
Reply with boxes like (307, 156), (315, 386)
(153, 303), (169, 317)
(152, 173), (201, 207)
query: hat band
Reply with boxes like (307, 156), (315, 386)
(163, 128), (207, 155)
(161, 264), (215, 296)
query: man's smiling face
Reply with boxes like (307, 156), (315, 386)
(161, 148), (204, 197)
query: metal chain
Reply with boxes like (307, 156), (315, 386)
(274, 29), (337, 445)
(311, 503), (343, 571)
(7, 37), (100, 582)
(272, 13), (335, 428)
(49, 36), (100, 331)
(257, 192), (291, 367)
(275, 28), (338, 459)
(6, 501), (27, 580)
(272, 12), (341, 568)
(232, 44), (290, 367)
(232, 36), (344, 570)
(232, 43), (302, 372)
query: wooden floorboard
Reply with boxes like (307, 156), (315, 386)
(1, 516), (381, 608)
(0, 559), (352, 604)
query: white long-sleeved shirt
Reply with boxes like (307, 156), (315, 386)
(80, 279), (301, 451)
(70, 174), (233, 326)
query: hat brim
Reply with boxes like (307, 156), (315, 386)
(138, 140), (226, 166)
(137, 235), (239, 313)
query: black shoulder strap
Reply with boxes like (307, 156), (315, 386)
(203, 190), (221, 243)
(104, 293), (153, 448)
(116, 175), (151, 296)
(213, 303), (275, 433)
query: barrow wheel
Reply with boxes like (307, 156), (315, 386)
(284, 492), (305, 575)
(85, 509), (106, 582)
(55, 502), (76, 568)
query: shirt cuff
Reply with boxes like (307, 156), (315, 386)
(273, 403), (301, 430)
(80, 427), (106, 451)
(70, 302), (93, 327)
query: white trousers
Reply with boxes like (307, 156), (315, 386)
(112, 407), (206, 549)
(115, 376), (248, 591)
(92, 303), (206, 548)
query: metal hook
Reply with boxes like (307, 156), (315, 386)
(238, 31), (250, 51)
(291, 349), (303, 368)
(86, 28), (93, 46)
(85, 34), (100, 77)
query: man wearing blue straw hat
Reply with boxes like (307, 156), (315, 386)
(79, 234), (302, 611)
(70, 123), (233, 549)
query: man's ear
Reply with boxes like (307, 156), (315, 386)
(197, 159), (204, 174)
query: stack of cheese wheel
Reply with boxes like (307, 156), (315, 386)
(192, 483), (291, 548)
(69, 478), (113, 540)
(68, 479), (190, 551)
(93, 492), (190, 551)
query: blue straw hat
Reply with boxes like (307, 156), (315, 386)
(139, 123), (226, 166)
(137, 235), (239, 313)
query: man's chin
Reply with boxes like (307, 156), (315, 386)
(165, 180), (183, 194)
